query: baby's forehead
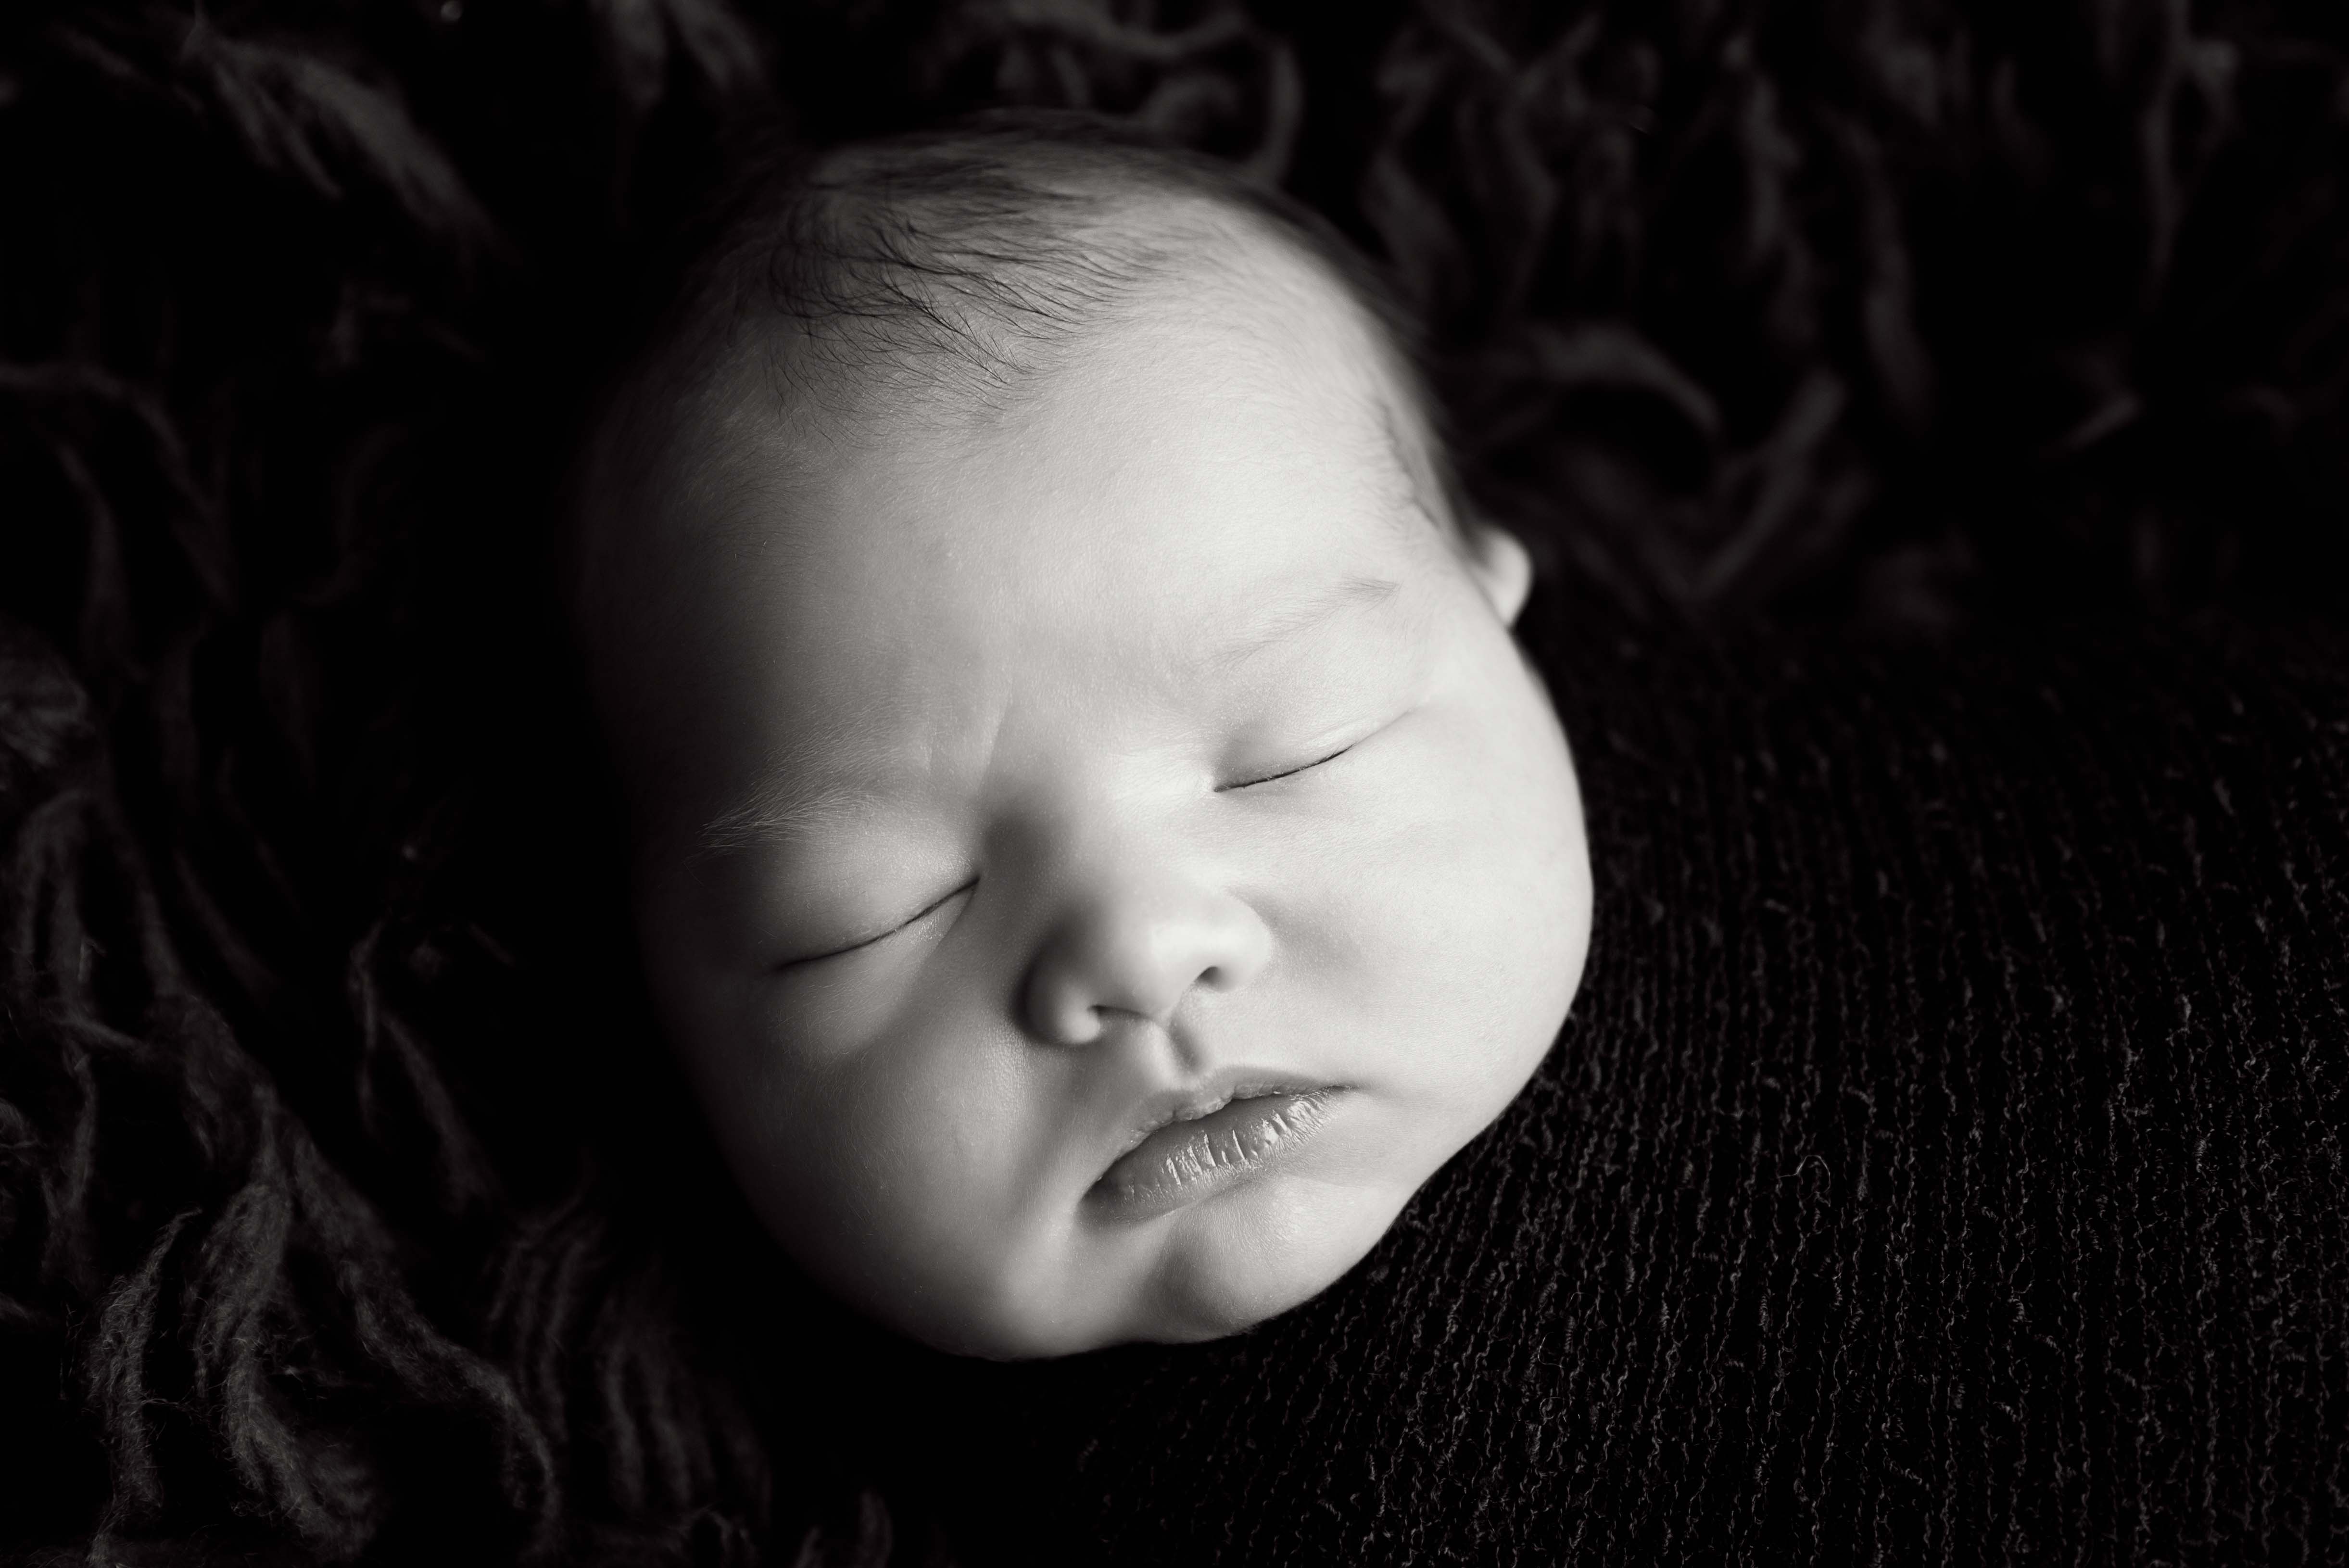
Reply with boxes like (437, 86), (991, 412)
(686, 197), (1440, 526)
(689, 258), (1437, 571)
(576, 154), (1456, 781)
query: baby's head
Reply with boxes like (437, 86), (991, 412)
(571, 115), (1592, 1359)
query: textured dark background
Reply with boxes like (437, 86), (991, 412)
(1, 2), (2346, 1564)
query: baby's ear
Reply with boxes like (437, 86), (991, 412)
(1461, 521), (1534, 627)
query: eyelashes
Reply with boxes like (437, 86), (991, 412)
(1218, 742), (1357, 793)
(774, 879), (976, 971)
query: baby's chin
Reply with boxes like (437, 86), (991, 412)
(1062, 1171), (1410, 1356)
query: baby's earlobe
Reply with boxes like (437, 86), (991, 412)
(1463, 523), (1535, 627)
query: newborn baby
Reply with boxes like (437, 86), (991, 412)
(570, 116), (1592, 1359)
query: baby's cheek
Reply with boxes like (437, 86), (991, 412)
(800, 1004), (1077, 1308)
(1382, 838), (1550, 1072)
(1370, 742), (1569, 958)
(1270, 770), (1578, 1141)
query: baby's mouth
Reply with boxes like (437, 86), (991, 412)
(1087, 1085), (1347, 1221)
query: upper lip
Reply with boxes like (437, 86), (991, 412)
(1106, 1070), (1344, 1163)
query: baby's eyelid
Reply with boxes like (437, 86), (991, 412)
(1219, 742), (1356, 793)
(1220, 701), (1421, 791)
(771, 878), (976, 972)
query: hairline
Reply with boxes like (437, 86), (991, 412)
(589, 120), (1456, 518)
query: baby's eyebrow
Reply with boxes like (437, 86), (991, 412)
(1205, 574), (1402, 671)
(698, 779), (879, 857)
(696, 720), (914, 857)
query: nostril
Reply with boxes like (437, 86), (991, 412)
(1064, 999), (1111, 1046)
(1022, 892), (1270, 1043)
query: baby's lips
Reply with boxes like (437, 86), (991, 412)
(1088, 1085), (1349, 1222)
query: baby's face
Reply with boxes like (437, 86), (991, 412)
(621, 240), (1591, 1358)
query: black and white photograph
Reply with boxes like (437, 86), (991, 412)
(2, 1), (2345, 1563)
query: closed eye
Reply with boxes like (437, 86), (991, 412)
(1218, 743), (1355, 792)
(772, 879), (976, 971)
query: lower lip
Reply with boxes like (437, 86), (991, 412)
(1088, 1089), (1345, 1221)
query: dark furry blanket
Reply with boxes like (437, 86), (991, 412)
(3, 2), (2347, 1564)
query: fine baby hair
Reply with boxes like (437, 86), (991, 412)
(568, 110), (1594, 1359)
(571, 112), (1460, 583)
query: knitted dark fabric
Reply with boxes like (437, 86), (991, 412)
(881, 589), (2349, 1566)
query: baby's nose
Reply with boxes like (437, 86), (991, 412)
(1018, 871), (1272, 1047)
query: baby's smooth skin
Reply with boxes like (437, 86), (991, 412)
(608, 202), (1593, 1359)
